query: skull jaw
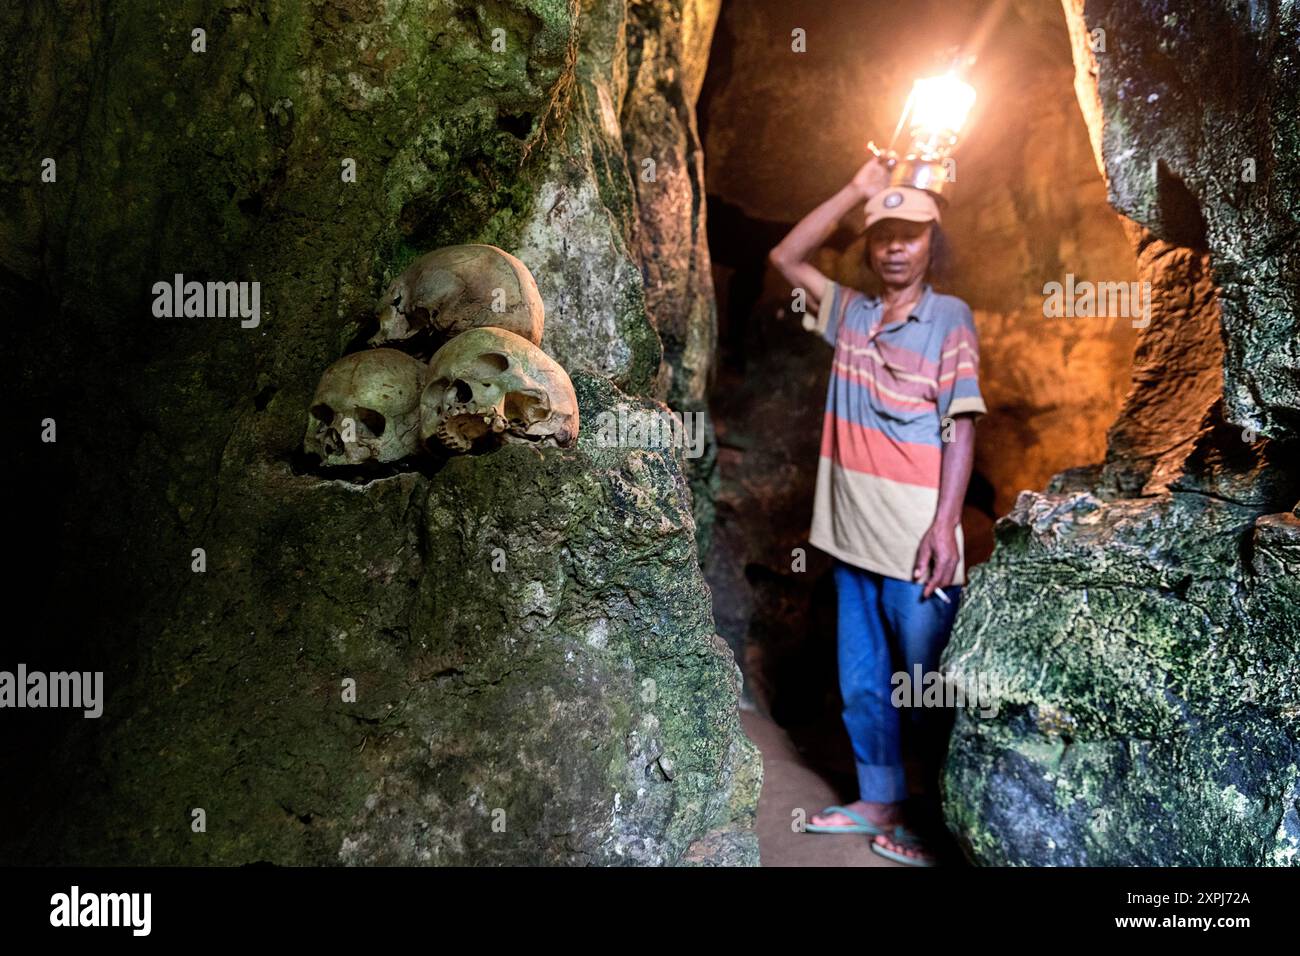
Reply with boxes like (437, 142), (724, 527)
(431, 413), (576, 453)
(501, 422), (575, 448)
(308, 417), (423, 468)
(309, 425), (378, 466)
(430, 403), (507, 453)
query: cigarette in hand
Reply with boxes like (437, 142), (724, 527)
(933, 587), (952, 604)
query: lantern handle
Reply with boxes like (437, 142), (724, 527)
(865, 141), (898, 168)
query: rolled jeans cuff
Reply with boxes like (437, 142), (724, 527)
(856, 761), (907, 804)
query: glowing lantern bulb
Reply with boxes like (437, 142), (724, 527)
(907, 72), (977, 143)
(869, 68), (978, 197)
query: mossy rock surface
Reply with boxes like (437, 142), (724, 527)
(941, 0), (1300, 867)
(0, 0), (749, 864)
(943, 491), (1300, 866)
(17, 373), (758, 865)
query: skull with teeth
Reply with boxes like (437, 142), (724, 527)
(421, 327), (579, 453)
(371, 244), (545, 349)
(304, 348), (427, 466)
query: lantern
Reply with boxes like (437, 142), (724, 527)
(868, 70), (977, 198)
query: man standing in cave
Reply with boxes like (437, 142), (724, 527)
(768, 158), (986, 866)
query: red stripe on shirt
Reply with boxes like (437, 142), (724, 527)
(820, 412), (942, 487)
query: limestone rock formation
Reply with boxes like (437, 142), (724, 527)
(17, 374), (758, 866)
(942, 0), (1300, 866)
(0, 0), (755, 865)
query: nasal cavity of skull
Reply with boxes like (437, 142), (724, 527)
(452, 380), (475, 403)
(505, 391), (546, 425)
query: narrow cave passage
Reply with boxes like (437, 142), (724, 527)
(3, 0), (1294, 884)
(697, 0), (1140, 864)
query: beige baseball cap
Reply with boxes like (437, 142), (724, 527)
(864, 186), (942, 230)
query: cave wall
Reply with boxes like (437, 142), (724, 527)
(0, 0), (757, 865)
(942, 0), (1300, 866)
(698, 0), (1138, 717)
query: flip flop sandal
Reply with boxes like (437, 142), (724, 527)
(804, 805), (884, 835)
(870, 825), (937, 866)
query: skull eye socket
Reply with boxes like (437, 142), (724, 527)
(311, 403), (334, 424)
(355, 407), (386, 437)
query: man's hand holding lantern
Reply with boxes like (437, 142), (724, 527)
(851, 158), (891, 203)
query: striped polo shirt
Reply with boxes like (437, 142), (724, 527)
(808, 280), (986, 584)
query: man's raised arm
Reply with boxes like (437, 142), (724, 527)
(767, 159), (889, 313)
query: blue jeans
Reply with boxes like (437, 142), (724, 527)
(834, 560), (961, 803)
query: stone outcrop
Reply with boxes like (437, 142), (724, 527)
(0, 0), (756, 865)
(22, 375), (758, 866)
(942, 0), (1300, 866)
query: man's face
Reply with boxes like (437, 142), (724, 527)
(867, 219), (932, 288)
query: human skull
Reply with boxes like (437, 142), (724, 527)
(304, 348), (427, 466)
(371, 244), (545, 348)
(421, 327), (579, 453)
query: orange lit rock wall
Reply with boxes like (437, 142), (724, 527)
(702, 0), (1137, 571)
